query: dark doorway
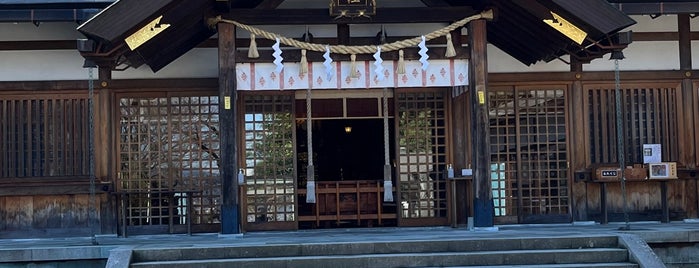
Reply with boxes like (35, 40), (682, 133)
(296, 118), (397, 228)
(297, 119), (395, 182)
(316, 119), (391, 181)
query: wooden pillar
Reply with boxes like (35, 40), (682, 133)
(468, 19), (493, 227)
(95, 65), (114, 234)
(679, 14), (695, 167)
(218, 22), (240, 234)
(95, 65), (112, 182)
(570, 60), (588, 221)
(678, 14), (698, 218)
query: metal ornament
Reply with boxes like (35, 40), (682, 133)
(329, 0), (376, 19)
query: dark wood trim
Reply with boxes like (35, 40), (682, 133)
(225, 7), (478, 25)
(0, 79), (217, 91)
(469, 18), (493, 227)
(218, 22), (240, 234)
(570, 58), (588, 221)
(0, 177), (112, 196)
(254, 0), (285, 9)
(694, 81), (699, 168)
(0, 35), (474, 51)
(678, 15), (692, 70)
(633, 31), (699, 41)
(490, 70), (698, 83)
(6, 32), (699, 51)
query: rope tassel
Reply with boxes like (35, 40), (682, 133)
(300, 49), (308, 76)
(306, 172), (316, 203)
(382, 88), (393, 202)
(383, 178), (393, 202)
(350, 54), (359, 78)
(397, 50), (406, 74)
(248, 33), (259, 58)
(305, 87), (316, 204)
(445, 33), (456, 58)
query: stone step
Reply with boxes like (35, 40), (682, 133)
(430, 264), (638, 268)
(132, 235), (620, 262)
(131, 248), (630, 268)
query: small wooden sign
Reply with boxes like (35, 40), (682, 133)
(594, 166), (622, 182)
(329, 0), (376, 18)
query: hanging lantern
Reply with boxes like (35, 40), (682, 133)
(329, 0), (376, 19)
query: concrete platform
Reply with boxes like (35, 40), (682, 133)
(1, 221), (697, 267)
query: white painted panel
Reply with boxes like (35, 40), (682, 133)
(339, 61), (366, 88)
(234, 24), (337, 38)
(628, 15), (677, 32)
(282, 63), (310, 90)
(310, 61), (338, 89)
(0, 50), (88, 81)
(488, 44), (569, 73)
(350, 23), (448, 38)
(112, 48), (218, 79)
(0, 22), (83, 41)
(369, 60), (395, 88)
(694, 41), (699, 69)
(585, 41), (679, 71)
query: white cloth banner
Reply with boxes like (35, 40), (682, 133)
(236, 59), (468, 90)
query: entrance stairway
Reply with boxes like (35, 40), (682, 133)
(128, 235), (639, 267)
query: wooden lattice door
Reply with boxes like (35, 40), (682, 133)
(395, 89), (449, 226)
(117, 93), (221, 234)
(489, 86), (571, 224)
(241, 93), (297, 231)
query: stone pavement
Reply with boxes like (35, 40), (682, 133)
(2, 221), (699, 266)
(3, 221), (699, 249)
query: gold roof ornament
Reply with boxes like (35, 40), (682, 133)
(329, 0), (376, 19)
(124, 15), (170, 50)
(543, 11), (587, 45)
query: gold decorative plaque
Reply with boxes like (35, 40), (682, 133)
(543, 12), (587, 45)
(124, 15), (171, 50)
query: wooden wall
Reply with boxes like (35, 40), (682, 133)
(491, 71), (699, 222)
(0, 194), (110, 238)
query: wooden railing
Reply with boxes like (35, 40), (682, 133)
(297, 180), (396, 227)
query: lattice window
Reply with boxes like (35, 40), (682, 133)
(489, 88), (569, 218)
(396, 90), (448, 219)
(488, 91), (518, 217)
(1, 94), (88, 178)
(587, 85), (679, 164)
(118, 94), (220, 226)
(517, 90), (568, 215)
(243, 94), (296, 224)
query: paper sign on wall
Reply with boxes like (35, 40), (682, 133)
(643, 144), (662, 164)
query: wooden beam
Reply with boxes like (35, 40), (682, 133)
(225, 7), (478, 25)
(255, 0), (285, 9)
(469, 18), (494, 228)
(420, 0), (450, 7)
(217, 22), (240, 235)
(11, 32), (699, 51)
